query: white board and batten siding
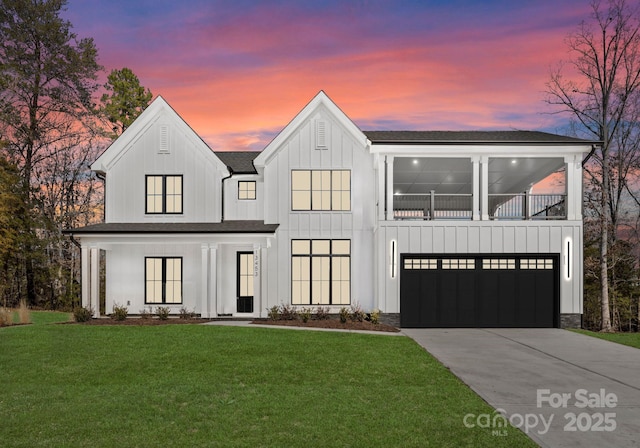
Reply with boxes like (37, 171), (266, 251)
(99, 100), (228, 223)
(223, 175), (264, 221)
(261, 107), (377, 312)
(376, 220), (583, 315)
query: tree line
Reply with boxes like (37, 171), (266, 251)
(2, 0), (640, 331)
(0, 0), (151, 309)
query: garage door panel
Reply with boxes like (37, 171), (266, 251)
(516, 272), (538, 326)
(400, 271), (422, 327)
(534, 270), (556, 327)
(400, 254), (558, 328)
(420, 274), (438, 327)
(439, 271), (459, 326)
(456, 271), (477, 327)
(478, 271), (499, 326)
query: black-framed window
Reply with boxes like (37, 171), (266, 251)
(291, 170), (350, 211)
(146, 175), (183, 214)
(238, 181), (256, 200)
(291, 239), (350, 305)
(145, 257), (182, 304)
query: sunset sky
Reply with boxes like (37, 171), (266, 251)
(64, 0), (593, 152)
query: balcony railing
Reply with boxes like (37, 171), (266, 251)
(393, 193), (473, 220)
(392, 192), (567, 220)
(489, 194), (566, 220)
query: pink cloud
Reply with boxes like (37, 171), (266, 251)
(68, 0), (594, 151)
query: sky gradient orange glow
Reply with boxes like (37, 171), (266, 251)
(65, 0), (593, 152)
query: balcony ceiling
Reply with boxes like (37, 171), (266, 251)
(393, 157), (564, 195)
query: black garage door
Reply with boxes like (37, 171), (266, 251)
(400, 254), (559, 328)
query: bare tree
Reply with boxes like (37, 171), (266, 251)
(0, 0), (102, 306)
(546, 0), (640, 331)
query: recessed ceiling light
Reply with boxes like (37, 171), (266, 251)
(511, 159), (517, 164)
(412, 159), (418, 165)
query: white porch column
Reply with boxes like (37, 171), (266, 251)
(565, 155), (581, 220)
(253, 243), (261, 316)
(90, 246), (99, 317)
(472, 156), (480, 221)
(386, 156), (395, 221)
(480, 156), (489, 220)
(377, 156), (386, 221)
(209, 244), (218, 317)
(201, 244), (209, 318)
(80, 245), (90, 309)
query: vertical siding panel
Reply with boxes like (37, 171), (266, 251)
(503, 226), (515, 252)
(491, 227), (503, 252)
(444, 227), (456, 252)
(515, 227), (527, 252)
(468, 226), (480, 252)
(410, 227), (421, 252)
(539, 226), (550, 252)
(421, 226), (434, 253)
(457, 226), (468, 253)
(527, 227), (538, 252)
(550, 226), (562, 250)
(397, 226), (410, 255)
(480, 226), (492, 252)
(433, 227), (445, 252)
(298, 128), (310, 167)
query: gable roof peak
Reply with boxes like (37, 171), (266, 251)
(91, 95), (228, 175)
(253, 91), (366, 168)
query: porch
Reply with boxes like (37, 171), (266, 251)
(380, 155), (582, 221)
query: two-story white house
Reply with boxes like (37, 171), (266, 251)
(66, 91), (597, 328)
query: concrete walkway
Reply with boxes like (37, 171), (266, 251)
(402, 328), (640, 448)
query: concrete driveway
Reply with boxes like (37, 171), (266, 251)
(402, 329), (640, 448)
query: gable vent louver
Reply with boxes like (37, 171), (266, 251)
(159, 125), (169, 154)
(315, 120), (327, 150)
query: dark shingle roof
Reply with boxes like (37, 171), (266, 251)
(214, 151), (259, 174)
(64, 221), (278, 235)
(364, 130), (598, 144)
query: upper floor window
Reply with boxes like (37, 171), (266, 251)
(291, 170), (350, 211)
(238, 181), (256, 200)
(146, 175), (183, 214)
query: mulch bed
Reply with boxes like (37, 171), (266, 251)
(60, 317), (400, 332)
(62, 318), (211, 325)
(252, 318), (400, 333)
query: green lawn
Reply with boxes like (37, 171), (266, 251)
(572, 329), (640, 349)
(1, 315), (535, 447)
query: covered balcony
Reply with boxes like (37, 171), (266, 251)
(384, 156), (580, 221)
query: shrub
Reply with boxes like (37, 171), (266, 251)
(369, 308), (380, 325)
(73, 306), (94, 323)
(139, 307), (152, 319)
(267, 305), (280, 321)
(279, 303), (298, 321)
(18, 299), (31, 324)
(111, 303), (129, 321)
(179, 306), (196, 319)
(300, 307), (311, 323)
(0, 307), (12, 326)
(350, 302), (365, 322)
(339, 307), (349, 323)
(314, 306), (330, 320)
(156, 306), (170, 320)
